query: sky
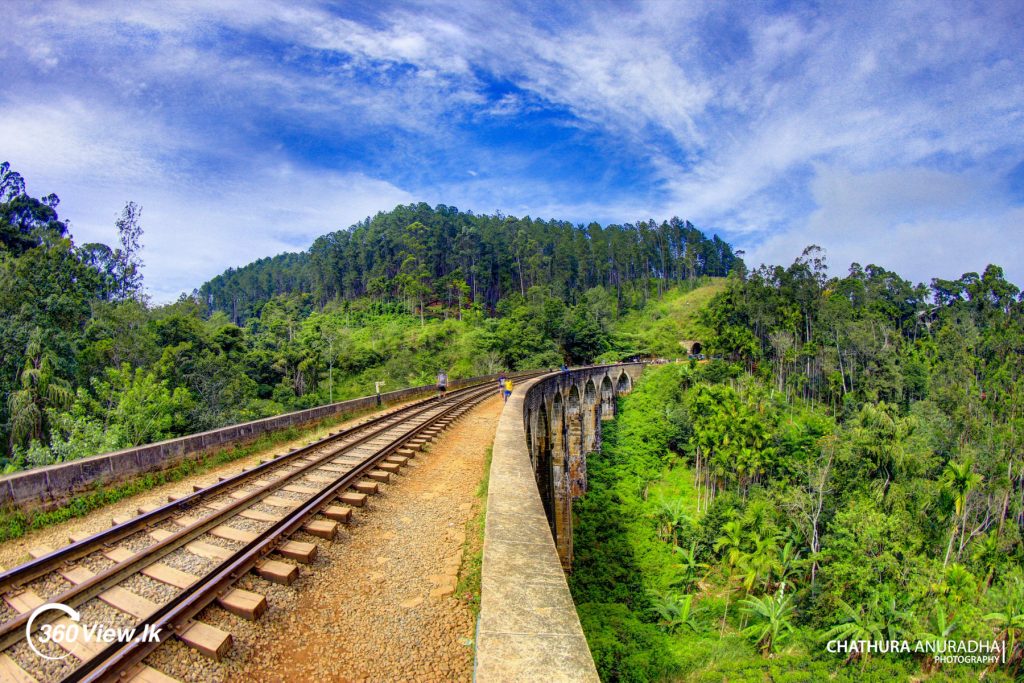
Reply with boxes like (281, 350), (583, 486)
(1, 0), (1022, 302)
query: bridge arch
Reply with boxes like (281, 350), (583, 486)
(582, 379), (599, 455)
(616, 371), (631, 394)
(525, 408), (534, 467)
(600, 375), (615, 419)
(534, 401), (555, 537)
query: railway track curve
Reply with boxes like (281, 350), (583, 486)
(0, 376), (525, 683)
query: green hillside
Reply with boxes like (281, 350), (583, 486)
(572, 257), (1024, 681)
(0, 162), (736, 471)
(609, 278), (727, 360)
(199, 202), (738, 322)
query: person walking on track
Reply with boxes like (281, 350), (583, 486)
(436, 370), (448, 399)
(503, 376), (513, 402)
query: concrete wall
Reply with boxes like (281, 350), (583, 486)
(0, 373), (508, 513)
(475, 363), (643, 682)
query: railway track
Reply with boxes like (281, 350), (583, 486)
(0, 377), (520, 683)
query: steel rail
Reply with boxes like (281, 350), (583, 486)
(0, 386), (458, 594)
(0, 387), (467, 652)
(0, 376), (532, 654)
(0, 375), (517, 593)
(64, 382), (498, 682)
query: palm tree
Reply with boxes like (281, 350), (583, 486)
(972, 532), (1001, 588)
(740, 498), (775, 540)
(672, 541), (708, 592)
(942, 563), (978, 606)
(773, 540), (802, 594)
(941, 458), (983, 565)
(647, 589), (700, 634)
(853, 402), (914, 491)
(739, 590), (795, 654)
(653, 496), (689, 545)
(714, 520), (746, 633)
(822, 598), (883, 664)
(984, 576), (1024, 671)
(739, 534), (780, 593)
(714, 520), (746, 567)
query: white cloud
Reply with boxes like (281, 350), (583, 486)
(2, 0), (1023, 295)
(746, 165), (1024, 285)
(0, 98), (413, 302)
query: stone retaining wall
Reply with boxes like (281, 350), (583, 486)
(0, 373), (508, 513)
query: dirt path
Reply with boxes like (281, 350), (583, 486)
(229, 394), (501, 683)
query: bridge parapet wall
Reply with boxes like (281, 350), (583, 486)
(476, 363), (642, 682)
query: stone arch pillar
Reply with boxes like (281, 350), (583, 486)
(582, 379), (599, 456)
(552, 387), (581, 567)
(600, 375), (615, 420)
(535, 402), (555, 539)
(565, 386), (583, 473)
(548, 393), (565, 545)
(616, 371), (631, 395)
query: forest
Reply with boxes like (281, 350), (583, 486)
(571, 251), (1024, 680)
(0, 162), (732, 471)
(199, 201), (737, 321)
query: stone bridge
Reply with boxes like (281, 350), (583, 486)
(476, 363), (644, 681)
(522, 364), (644, 568)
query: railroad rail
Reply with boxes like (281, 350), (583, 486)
(0, 376), (524, 683)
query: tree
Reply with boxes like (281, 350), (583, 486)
(7, 329), (73, 448)
(653, 496), (689, 545)
(0, 162), (68, 255)
(739, 590), (795, 654)
(822, 598), (883, 664)
(672, 542), (708, 592)
(113, 201), (144, 300)
(984, 575), (1024, 671)
(941, 458), (983, 565)
(714, 520), (745, 632)
(92, 364), (193, 446)
(783, 438), (833, 586)
(916, 605), (958, 672)
(646, 590), (700, 634)
(739, 533), (780, 593)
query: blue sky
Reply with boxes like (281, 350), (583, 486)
(1, 0), (1022, 301)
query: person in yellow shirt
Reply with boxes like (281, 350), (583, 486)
(503, 377), (513, 402)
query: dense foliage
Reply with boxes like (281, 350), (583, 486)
(199, 203), (737, 322)
(0, 163), (731, 470)
(572, 251), (1024, 681)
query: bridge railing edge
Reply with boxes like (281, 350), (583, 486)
(475, 366), (645, 682)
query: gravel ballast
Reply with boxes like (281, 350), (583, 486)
(224, 395), (502, 681)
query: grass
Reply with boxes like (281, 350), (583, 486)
(0, 407), (377, 544)
(457, 446), (492, 620)
(648, 462), (701, 521)
(613, 278), (727, 358)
